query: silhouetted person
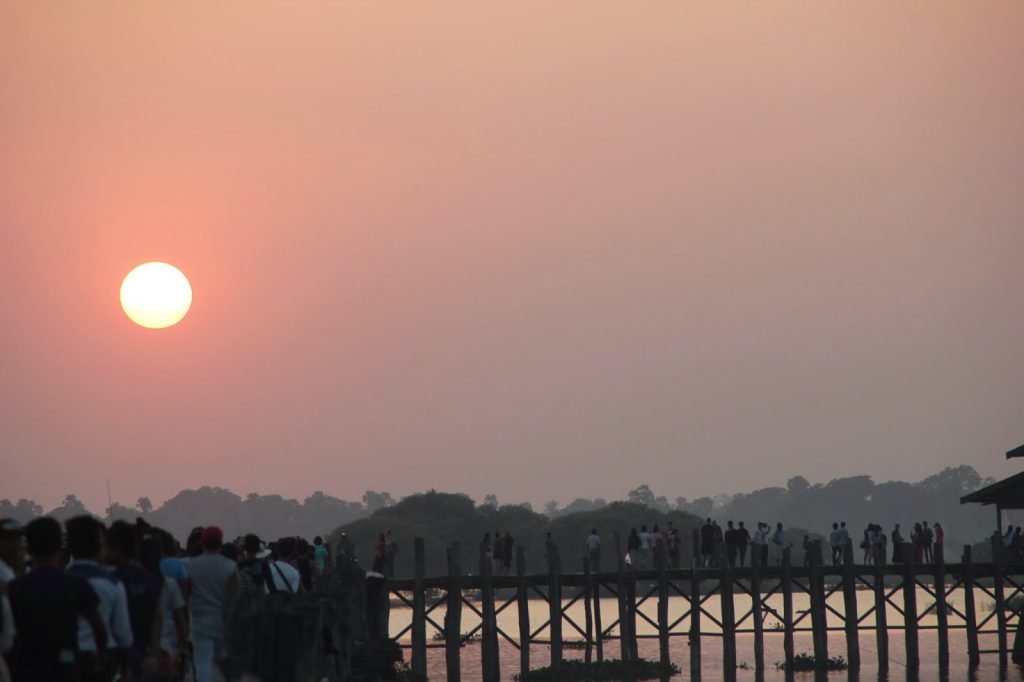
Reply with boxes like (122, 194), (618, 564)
(724, 521), (739, 567)
(829, 523), (842, 565)
(106, 521), (164, 680)
(700, 520), (714, 568)
(585, 529), (600, 573)
(922, 522), (933, 563)
(771, 523), (785, 565)
(736, 522), (750, 566)
(188, 527), (237, 682)
(66, 515), (133, 682)
(626, 529), (640, 569)
(9, 517), (108, 682)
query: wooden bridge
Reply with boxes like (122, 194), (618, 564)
(381, 532), (1023, 680)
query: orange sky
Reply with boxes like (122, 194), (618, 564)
(2, 3), (1024, 512)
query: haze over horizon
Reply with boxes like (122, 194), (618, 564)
(3, 3), (1023, 514)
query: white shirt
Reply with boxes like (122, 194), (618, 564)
(160, 577), (186, 655)
(66, 559), (133, 651)
(266, 561), (300, 593)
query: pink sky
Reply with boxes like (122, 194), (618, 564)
(2, 3), (1023, 513)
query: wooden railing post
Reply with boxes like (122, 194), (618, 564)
(750, 543), (764, 671)
(480, 540), (499, 682)
(841, 539), (860, 669)
(872, 549), (889, 672)
(689, 529), (702, 676)
(656, 539), (670, 668)
(614, 532), (631, 662)
(411, 538), (427, 677)
(781, 546), (795, 670)
(547, 540), (562, 670)
(934, 543), (948, 671)
(445, 542), (463, 682)
(516, 546), (530, 677)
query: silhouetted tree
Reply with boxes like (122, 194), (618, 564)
(627, 484), (656, 507)
(786, 475), (810, 493)
(482, 494), (498, 509)
(362, 490), (395, 513)
(137, 497), (153, 514)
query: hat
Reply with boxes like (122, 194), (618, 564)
(201, 526), (223, 545)
(0, 519), (23, 537)
(256, 548), (272, 559)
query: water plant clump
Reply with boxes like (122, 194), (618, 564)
(515, 658), (680, 681)
(776, 653), (849, 671)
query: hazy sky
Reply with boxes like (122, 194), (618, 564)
(3, 3), (1023, 513)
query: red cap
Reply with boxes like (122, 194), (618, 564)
(201, 526), (223, 546)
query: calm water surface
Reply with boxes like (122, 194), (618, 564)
(388, 586), (1022, 681)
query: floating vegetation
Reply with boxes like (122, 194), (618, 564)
(776, 653), (848, 671)
(431, 630), (480, 645)
(515, 658), (679, 681)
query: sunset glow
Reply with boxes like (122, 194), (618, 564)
(119, 262), (192, 329)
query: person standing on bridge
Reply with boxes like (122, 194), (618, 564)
(771, 523), (786, 565)
(585, 529), (601, 573)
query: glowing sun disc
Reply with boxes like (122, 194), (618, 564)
(120, 262), (192, 329)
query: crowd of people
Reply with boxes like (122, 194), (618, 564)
(830, 520), (946, 566)
(0, 515), (333, 682)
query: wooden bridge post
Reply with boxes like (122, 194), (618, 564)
(872, 551), (888, 672)
(593, 551), (604, 662)
(516, 546), (530, 677)
(583, 555), (594, 664)
(993, 533), (1009, 667)
(933, 542), (948, 671)
(901, 543), (919, 670)
(689, 529), (702, 676)
(547, 540), (563, 670)
(480, 541), (500, 682)
(720, 540), (737, 671)
(841, 539), (860, 669)
(962, 544), (979, 667)
(614, 532), (631, 662)
(445, 542), (463, 682)
(656, 539), (670, 668)
(781, 546), (795, 670)
(808, 539), (828, 667)
(750, 543), (764, 671)
(626, 553), (639, 662)
(411, 538), (427, 677)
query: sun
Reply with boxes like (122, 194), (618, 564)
(120, 262), (193, 329)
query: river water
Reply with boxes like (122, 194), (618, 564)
(388, 586), (1022, 680)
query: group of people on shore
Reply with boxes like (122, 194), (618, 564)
(0, 515), (331, 682)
